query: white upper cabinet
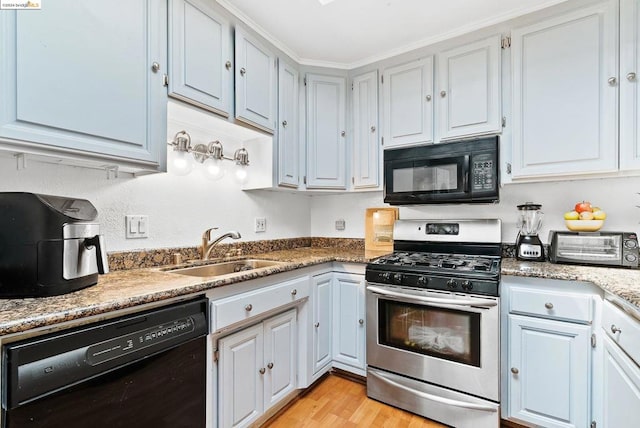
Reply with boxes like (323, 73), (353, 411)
(0, 0), (167, 171)
(305, 73), (347, 189)
(235, 28), (277, 133)
(351, 71), (380, 189)
(510, 1), (618, 178)
(169, 0), (231, 116)
(277, 61), (299, 188)
(437, 35), (502, 141)
(620, 0), (640, 170)
(382, 57), (434, 149)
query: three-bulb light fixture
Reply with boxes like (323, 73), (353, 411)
(167, 130), (250, 184)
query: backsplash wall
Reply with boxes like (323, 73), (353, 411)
(310, 176), (640, 244)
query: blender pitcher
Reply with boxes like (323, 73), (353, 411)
(516, 202), (545, 261)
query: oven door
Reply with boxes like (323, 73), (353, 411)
(366, 284), (499, 401)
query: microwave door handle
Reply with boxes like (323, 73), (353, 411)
(367, 285), (497, 309)
(368, 370), (498, 413)
(463, 155), (470, 193)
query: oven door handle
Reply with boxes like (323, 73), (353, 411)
(367, 285), (497, 308)
(369, 370), (498, 413)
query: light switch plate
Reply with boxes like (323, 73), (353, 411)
(335, 219), (346, 231)
(126, 215), (149, 239)
(255, 217), (267, 233)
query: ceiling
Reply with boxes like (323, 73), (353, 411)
(216, 0), (568, 68)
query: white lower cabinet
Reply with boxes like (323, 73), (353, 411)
(507, 314), (591, 428)
(502, 276), (602, 428)
(311, 272), (333, 375)
(603, 335), (640, 428)
(218, 309), (297, 428)
(332, 273), (366, 375)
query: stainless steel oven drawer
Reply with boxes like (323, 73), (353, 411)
(510, 286), (593, 323)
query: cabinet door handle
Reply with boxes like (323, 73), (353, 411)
(245, 304), (253, 312)
(314, 322), (320, 328)
(341, 131), (346, 137)
(259, 367), (266, 374)
(544, 302), (554, 309)
(225, 61), (232, 70)
(440, 90), (447, 98)
(628, 72), (637, 82)
(151, 62), (160, 73)
(511, 367), (519, 374)
(240, 67), (246, 76)
(611, 324), (622, 334)
(370, 126), (376, 133)
(359, 319), (364, 325)
(267, 362), (274, 369)
(426, 94), (432, 101)
(608, 77), (617, 86)
(291, 288), (297, 296)
(282, 120), (288, 128)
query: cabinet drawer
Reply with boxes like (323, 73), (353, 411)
(603, 299), (640, 366)
(211, 276), (309, 333)
(510, 287), (592, 323)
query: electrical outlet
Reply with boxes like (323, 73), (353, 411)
(126, 215), (149, 239)
(255, 217), (267, 233)
(335, 219), (346, 231)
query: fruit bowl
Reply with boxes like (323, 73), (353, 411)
(565, 219), (604, 232)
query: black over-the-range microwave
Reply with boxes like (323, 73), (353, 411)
(383, 136), (500, 205)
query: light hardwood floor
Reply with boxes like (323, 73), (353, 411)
(263, 374), (446, 427)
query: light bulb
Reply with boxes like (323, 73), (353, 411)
(234, 164), (249, 184)
(202, 158), (225, 181)
(169, 149), (193, 176)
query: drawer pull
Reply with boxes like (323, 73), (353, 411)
(314, 322), (320, 328)
(267, 362), (274, 369)
(544, 302), (554, 310)
(291, 289), (297, 296)
(259, 367), (266, 374)
(611, 324), (622, 334)
(245, 304), (253, 312)
(511, 367), (519, 374)
(359, 319), (364, 325)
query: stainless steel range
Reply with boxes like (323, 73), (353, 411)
(366, 219), (501, 428)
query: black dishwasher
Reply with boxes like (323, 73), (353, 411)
(2, 297), (209, 428)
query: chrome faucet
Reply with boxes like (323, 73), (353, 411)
(201, 228), (241, 260)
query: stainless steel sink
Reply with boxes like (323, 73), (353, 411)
(167, 259), (287, 278)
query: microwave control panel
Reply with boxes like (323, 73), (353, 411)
(471, 153), (496, 192)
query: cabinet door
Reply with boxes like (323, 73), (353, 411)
(437, 35), (501, 140)
(312, 273), (333, 373)
(169, 0), (231, 116)
(511, 2), (618, 178)
(0, 0), (167, 168)
(332, 273), (365, 371)
(263, 309), (297, 411)
(382, 58), (434, 149)
(306, 74), (347, 189)
(218, 324), (264, 428)
(603, 335), (640, 428)
(620, 0), (640, 170)
(235, 28), (276, 133)
(352, 71), (380, 189)
(508, 314), (591, 428)
(277, 61), (299, 188)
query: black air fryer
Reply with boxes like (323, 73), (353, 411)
(0, 192), (108, 297)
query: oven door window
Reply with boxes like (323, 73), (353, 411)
(378, 299), (481, 367)
(389, 157), (467, 194)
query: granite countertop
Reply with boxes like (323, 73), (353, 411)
(1, 247), (640, 337)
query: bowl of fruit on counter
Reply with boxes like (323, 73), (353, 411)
(563, 201), (606, 231)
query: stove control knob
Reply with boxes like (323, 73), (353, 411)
(380, 272), (391, 282)
(393, 273), (404, 284)
(447, 279), (458, 289)
(461, 280), (473, 290)
(417, 276), (428, 286)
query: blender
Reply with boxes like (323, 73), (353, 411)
(516, 202), (545, 261)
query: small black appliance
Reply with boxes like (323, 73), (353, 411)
(0, 192), (108, 297)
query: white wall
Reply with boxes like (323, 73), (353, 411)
(309, 176), (640, 245)
(0, 101), (311, 252)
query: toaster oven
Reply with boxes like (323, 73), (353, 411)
(548, 231), (639, 268)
